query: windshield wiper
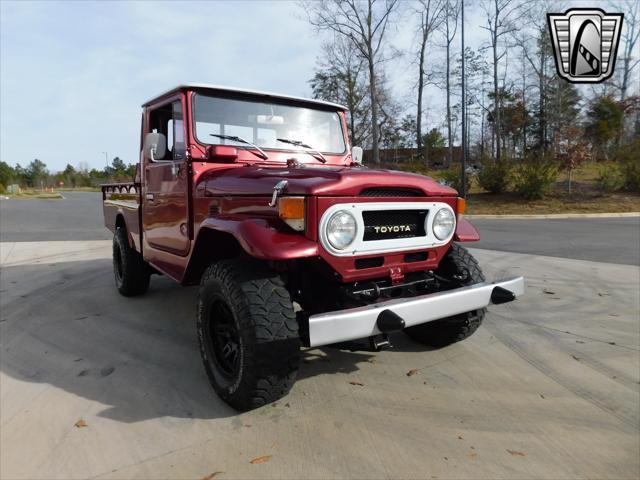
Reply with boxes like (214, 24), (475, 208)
(210, 134), (269, 160)
(277, 138), (327, 163)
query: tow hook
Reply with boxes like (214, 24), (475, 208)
(369, 334), (392, 351)
(333, 334), (393, 352)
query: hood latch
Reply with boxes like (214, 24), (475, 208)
(268, 180), (288, 207)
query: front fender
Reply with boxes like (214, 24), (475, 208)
(454, 217), (480, 242)
(199, 216), (318, 260)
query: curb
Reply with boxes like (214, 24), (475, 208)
(465, 212), (640, 219)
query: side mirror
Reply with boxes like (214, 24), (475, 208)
(352, 146), (363, 165)
(144, 132), (167, 161)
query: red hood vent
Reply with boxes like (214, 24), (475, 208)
(360, 187), (425, 197)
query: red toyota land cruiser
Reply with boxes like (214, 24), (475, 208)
(102, 84), (524, 411)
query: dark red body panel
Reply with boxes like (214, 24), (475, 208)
(199, 216), (319, 259)
(454, 218), (481, 242)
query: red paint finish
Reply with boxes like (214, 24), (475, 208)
(103, 85), (479, 286)
(199, 216), (318, 259)
(454, 218), (481, 242)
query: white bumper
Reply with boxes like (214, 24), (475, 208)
(307, 277), (525, 347)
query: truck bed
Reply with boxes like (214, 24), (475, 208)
(102, 183), (142, 251)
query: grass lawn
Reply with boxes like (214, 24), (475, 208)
(465, 189), (640, 215)
(466, 163), (640, 214)
(57, 187), (101, 192)
(2, 191), (64, 200)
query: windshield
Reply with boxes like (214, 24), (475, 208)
(193, 94), (346, 155)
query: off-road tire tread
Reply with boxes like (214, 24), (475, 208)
(404, 244), (485, 347)
(197, 260), (299, 411)
(113, 226), (150, 296)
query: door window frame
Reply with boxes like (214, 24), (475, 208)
(144, 95), (187, 164)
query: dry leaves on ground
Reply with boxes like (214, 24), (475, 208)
(250, 455), (272, 465)
(74, 419), (88, 428)
(201, 472), (224, 480)
(507, 449), (526, 457)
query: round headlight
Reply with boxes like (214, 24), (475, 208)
(432, 208), (455, 240)
(326, 210), (357, 250)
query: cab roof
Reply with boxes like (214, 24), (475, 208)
(142, 83), (348, 111)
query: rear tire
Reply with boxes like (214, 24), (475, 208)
(404, 244), (486, 348)
(113, 226), (150, 296)
(197, 259), (300, 411)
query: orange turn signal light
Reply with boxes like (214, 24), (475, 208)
(278, 197), (305, 219)
(457, 197), (466, 215)
(278, 197), (306, 232)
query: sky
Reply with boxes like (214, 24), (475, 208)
(0, 0), (633, 172)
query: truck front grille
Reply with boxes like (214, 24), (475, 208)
(362, 210), (428, 241)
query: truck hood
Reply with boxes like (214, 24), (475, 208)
(198, 165), (457, 197)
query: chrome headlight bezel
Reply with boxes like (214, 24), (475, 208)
(325, 210), (358, 250)
(432, 207), (456, 240)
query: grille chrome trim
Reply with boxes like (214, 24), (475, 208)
(319, 202), (456, 257)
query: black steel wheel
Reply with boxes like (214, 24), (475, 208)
(113, 226), (150, 296)
(197, 259), (300, 411)
(208, 298), (241, 380)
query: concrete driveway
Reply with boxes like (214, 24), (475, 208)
(1, 240), (638, 479)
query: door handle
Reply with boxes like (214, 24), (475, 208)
(146, 193), (155, 201)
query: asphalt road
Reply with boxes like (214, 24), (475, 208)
(1, 241), (638, 479)
(0, 191), (111, 242)
(1, 192), (639, 265)
(473, 217), (640, 266)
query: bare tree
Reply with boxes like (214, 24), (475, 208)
(310, 37), (371, 147)
(454, 47), (488, 159)
(301, 0), (399, 163)
(512, 5), (553, 152)
(480, 0), (527, 162)
(438, 0), (460, 167)
(617, 0), (640, 102)
(412, 0), (445, 156)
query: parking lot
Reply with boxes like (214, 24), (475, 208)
(1, 193), (639, 479)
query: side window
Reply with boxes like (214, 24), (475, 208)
(147, 100), (185, 161)
(172, 101), (186, 160)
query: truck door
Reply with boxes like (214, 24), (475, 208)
(142, 99), (190, 256)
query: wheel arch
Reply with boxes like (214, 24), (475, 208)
(115, 213), (136, 249)
(183, 227), (244, 285)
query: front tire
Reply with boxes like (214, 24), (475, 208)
(197, 260), (300, 411)
(113, 226), (150, 296)
(404, 244), (486, 348)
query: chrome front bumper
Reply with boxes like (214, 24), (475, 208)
(307, 277), (525, 347)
